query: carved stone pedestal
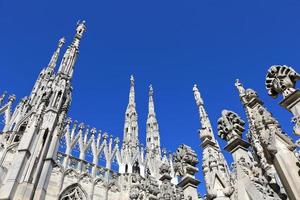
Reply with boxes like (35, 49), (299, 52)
(177, 175), (200, 200)
(280, 90), (300, 135)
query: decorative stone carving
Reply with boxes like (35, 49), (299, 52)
(107, 172), (120, 193)
(173, 144), (198, 177)
(266, 65), (300, 98)
(217, 110), (245, 142)
(129, 185), (143, 200)
(159, 162), (171, 176)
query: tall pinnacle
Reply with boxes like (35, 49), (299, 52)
(146, 84), (161, 157)
(46, 37), (65, 73)
(58, 20), (86, 79)
(128, 75), (136, 108)
(193, 84), (216, 142)
(148, 84), (155, 117)
(193, 85), (232, 198)
(123, 75), (139, 148)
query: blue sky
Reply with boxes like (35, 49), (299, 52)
(1, 0), (300, 195)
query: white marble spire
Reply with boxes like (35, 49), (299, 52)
(123, 75), (139, 148)
(46, 37), (65, 73)
(58, 20), (86, 78)
(128, 75), (136, 108)
(193, 84), (233, 199)
(148, 84), (155, 117)
(193, 84), (216, 142)
(146, 84), (161, 157)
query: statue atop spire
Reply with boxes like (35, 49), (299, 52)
(193, 84), (233, 199)
(193, 84), (203, 107)
(123, 75), (139, 148)
(235, 79), (246, 97)
(193, 84), (214, 142)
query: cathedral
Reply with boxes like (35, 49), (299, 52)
(0, 21), (300, 200)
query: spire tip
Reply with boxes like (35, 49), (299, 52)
(149, 84), (153, 96)
(235, 79), (246, 97)
(58, 37), (65, 48)
(130, 75), (134, 86)
(193, 84), (203, 106)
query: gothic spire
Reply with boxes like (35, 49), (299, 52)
(58, 20), (86, 79)
(193, 84), (216, 143)
(193, 84), (233, 199)
(148, 84), (156, 118)
(46, 37), (65, 73)
(123, 75), (139, 148)
(146, 84), (161, 156)
(128, 75), (136, 108)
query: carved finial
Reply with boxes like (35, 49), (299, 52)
(66, 117), (72, 125)
(0, 91), (7, 105)
(173, 144), (199, 177)
(8, 94), (16, 102)
(103, 132), (108, 140)
(114, 137), (120, 144)
(266, 65), (300, 98)
(217, 110), (245, 142)
(91, 127), (97, 135)
(79, 123), (85, 130)
(159, 162), (171, 176)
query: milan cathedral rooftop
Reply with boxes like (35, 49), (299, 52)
(0, 21), (300, 200)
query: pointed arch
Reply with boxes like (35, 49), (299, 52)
(59, 183), (87, 200)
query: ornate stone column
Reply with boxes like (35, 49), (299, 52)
(236, 79), (300, 200)
(218, 110), (283, 200)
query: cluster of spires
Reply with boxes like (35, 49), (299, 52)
(3, 20), (300, 200)
(123, 74), (161, 157)
(42, 20), (86, 80)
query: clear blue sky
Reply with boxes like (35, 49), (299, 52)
(1, 0), (299, 195)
